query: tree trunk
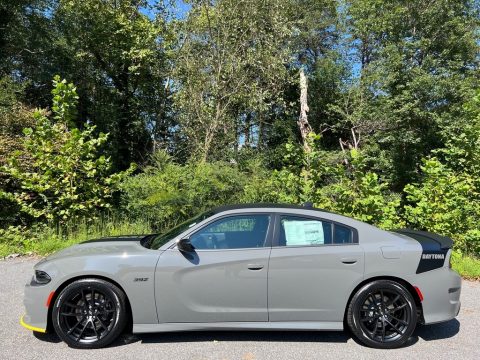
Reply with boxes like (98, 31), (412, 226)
(244, 113), (251, 147)
(297, 67), (312, 152)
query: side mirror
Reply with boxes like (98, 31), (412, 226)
(176, 237), (194, 253)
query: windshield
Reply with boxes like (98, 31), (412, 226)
(147, 210), (214, 250)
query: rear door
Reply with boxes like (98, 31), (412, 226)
(155, 213), (272, 323)
(268, 214), (364, 322)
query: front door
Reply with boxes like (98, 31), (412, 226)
(155, 213), (272, 323)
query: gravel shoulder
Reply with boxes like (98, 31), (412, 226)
(1, 257), (479, 360)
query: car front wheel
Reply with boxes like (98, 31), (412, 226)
(52, 278), (127, 349)
(347, 280), (417, 349)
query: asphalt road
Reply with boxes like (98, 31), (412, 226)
(1, 257), (479, 360)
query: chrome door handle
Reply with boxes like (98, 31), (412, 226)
(341, 258), (357, 264)
(247, 264), (264, 270)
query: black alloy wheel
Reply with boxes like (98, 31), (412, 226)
(347, 280), (417, 349)
(52, 278), (127, 349)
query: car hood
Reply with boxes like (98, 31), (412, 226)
(37, 234), (153, 264)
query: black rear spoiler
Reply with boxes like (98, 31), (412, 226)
(393, 229), (453, 250)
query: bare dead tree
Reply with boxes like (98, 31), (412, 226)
(297, 67), (313, 152)
(339, 127), (361, 164)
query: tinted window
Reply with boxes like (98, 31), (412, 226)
(279, 216), (332, 246)
(189, 214), (270, 250)
(334, 224), (353, 244)
(148, 210), (214, 249)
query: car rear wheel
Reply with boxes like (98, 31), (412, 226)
(52, 278), (127, 349)
(347, 280), (417, 349)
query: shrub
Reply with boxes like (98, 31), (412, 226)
(314, 149), (403, 229)
(120, 151), (249, 231)
(0, 76), (36, 225)
(404, 158), (480, 256)
(244, 134), (404, 229)
(1, 76), (133, 224)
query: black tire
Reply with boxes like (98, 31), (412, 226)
(52, 278), (127, 349)
(347, 280), (417, 349)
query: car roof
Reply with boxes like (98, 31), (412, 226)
(212, 203), (332, 214)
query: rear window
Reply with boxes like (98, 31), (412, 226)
(279, 215), (356, 246)
(279, 216), (332, 246)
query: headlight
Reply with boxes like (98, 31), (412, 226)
(32, 270), (51, 285)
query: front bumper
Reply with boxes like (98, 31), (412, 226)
(413, 267), (462, 324)
(20, 314), (46, 333)
(22, 280), (53, 333)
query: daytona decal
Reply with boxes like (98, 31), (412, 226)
(422, 253), (445, 260)
(393, 229), (451, 274)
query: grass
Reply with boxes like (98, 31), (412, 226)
(1, 220), (480, 280)
(451, 252), (480, 280)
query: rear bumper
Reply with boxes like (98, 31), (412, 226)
(413, 267), (461, 324)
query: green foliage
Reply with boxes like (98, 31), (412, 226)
(120, 151), (249, 230)
(0, 76), (36, 170)
(403, 91), (480, 256)
(316, 149), (403, 229)
(0, 0), (51, 76)
(437, 90), (480, 183)
(173, 0), (295, 161)
(45, 0), (173, 170)
(0, 0), (480, 266)
(244, 133), (403, 229)
(404, 158), (480, 255)
(0, 216), (152, 258)
(0, 76), (37, 224)
(345, 0), (479, 190)
(451, 252), (480, 280)
(1, 76), (133, 223)
(243, 133), (328, 203)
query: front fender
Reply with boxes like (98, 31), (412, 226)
(23, 250), (161, 333)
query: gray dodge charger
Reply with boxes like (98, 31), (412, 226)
(21, 204), (461, 349)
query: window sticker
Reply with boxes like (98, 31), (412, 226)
(283, 220), (324, 245)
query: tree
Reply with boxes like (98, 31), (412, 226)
(436, 90), (480, 186)
(297, 67), (313, 152)
(173, 0), (294, 161)
(2, 76), (132, 224)
(402, 90), (480, 256)
(51, 0), (172, 170)
(243, 134), (402, 229)
(346, 0), (479, 189)
(316, 148), (403, 230)
(0, 76), (36, 224)
(0, 0), (52, 77)
(289, 0), (346, 146)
